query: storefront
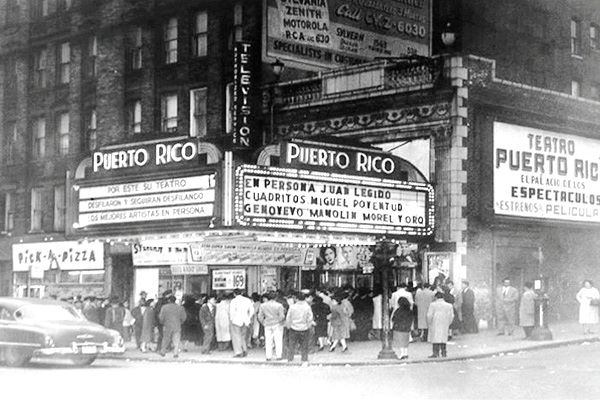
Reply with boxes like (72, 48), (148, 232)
(11, 240), (105, 299)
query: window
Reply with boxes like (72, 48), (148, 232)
(591, 24), (599, 50)
(33, 117), (46, 158)
(128, 100), (142, 135)
(2, 192), (15, 232)
(3, 121), (17, 163)
(86, 109), (97, 151)
(30, 188), (44, 232)
(31, 0), (48, 19)
(57, 112), (69, 155)
(164, 17), (178, 64)
(131, 27), (143, 70)
(85, 36), (97, 78)
(53, 186), (65, 231)
(571, 80), (581, 97)
(161, 94), (178, 132)
(190, 88), (207, 137)
(192, 11), (208, 57)
(225, 82), (234, 134)
(229, 3), (243, 49)
(57, 0), (72, 11)
(591, 84), (600, 100)
(58, 42), (70, 84)
(5, 0), (19, 25)
(33, 48), (48, 88)
(571, 18), (582, 56)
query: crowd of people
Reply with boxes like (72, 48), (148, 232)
(52, 276), (600, 361)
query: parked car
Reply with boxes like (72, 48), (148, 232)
(0, 297), (125, 367)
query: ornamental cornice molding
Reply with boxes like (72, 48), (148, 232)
(276, 102), (451, 139)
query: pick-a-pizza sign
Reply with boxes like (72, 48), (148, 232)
(13, 241), (104, 271)
(235, 164), (434, 235)
(494, 122), (600, 223)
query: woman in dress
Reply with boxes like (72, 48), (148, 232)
(140, 299), (156, 352)
(576, 279), (600, 334)
(329, 297), (349, 352)
(392, 297), (413, 360)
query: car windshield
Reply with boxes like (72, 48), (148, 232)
(15, 305), (81, 321)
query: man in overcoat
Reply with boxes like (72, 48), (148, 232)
(519, 282), (536, 339)
(495, 278), (519, 335)
(460, 280), (478, 333)
(158, 295), (187, 358)
(199, 294), (217, 354)
(426, 292), (455, 358)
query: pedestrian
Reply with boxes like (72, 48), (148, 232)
(341, 292), (355, 344)
(576, 279), (600, 334)
(460, 280), (478, 334)
(131, 299), (146, 349)
(495, 278), (519, 335)
(447, 281), (462, 337)
(158, 295), (187, 358)
(258, 291), (286, 361)
(154, 289), (172, 353)
(82, 296), (100, 324)
(250, 292), (262, 348)
(414, 283), (435, 341)
(229, 289), (254, 358)
(122, 300), (135, 343)
(311, 295), (330, 350)
(215, 294), (232, 351)
(371, 289), (382, 340)
(390, 283), (414, 312)
(199, 294), (217, 354)
(392, 297), (413, 360)
(519, 282), (536, 339)
(104, 298), (126, 335)
(285, 292), (314, 363)
(140, 299), (156, 352)
(329, 297), (349, 352)
(426, 292), (455, 358)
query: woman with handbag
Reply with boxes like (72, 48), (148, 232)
(576, 280), (600, 334)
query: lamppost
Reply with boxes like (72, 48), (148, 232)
(373, 239), (398, 359)
(268, 59), (284, 144)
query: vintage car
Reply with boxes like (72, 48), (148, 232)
(0, 297), (125, 367)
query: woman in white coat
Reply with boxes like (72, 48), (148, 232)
(576, 280), (600, 334)
(215, 294), (232, 350)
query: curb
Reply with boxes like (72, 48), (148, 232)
(107, 336), (600, 367)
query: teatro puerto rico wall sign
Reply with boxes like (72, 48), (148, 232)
(494, 122), (600, 223)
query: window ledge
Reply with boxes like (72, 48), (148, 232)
(571, 54), (583, 60)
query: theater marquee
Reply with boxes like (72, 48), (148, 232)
(494, 122), (600, 223)
(235, 164), (434, 235)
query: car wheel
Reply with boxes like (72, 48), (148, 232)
(70, 355), (97, 366)
(3, 347), (33, 367)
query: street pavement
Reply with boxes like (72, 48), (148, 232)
(112, 320), (599, 366)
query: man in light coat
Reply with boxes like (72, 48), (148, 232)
(426, 292), (455, 358)
(258, 291), (286, 361)
(390, 283), (414, 312)
(519, 282), (536, 339)
(229, 289), (254, 358)
(495, 278), (519, 335)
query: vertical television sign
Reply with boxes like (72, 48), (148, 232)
(233, 42), (254, 150)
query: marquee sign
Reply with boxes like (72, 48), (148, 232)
(78, 174), (215, 227)
(265, 0), (431, 69)
(494, 122), (600, 223)
(189, 242), (317, 266)
(13, 241), (104, 272)
(235, 164), (434, 235)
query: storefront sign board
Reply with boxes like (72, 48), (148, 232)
(78, 175), (215, 227)
(13, 241), (104, 272)
(132, 242), (196, 266)
(235, 165), (434, 235)
(170, 264), (209, 275)
(189, 242), (316, 267)
(212, 269), (246, 290)
(264, 0), (431, 69)
(494, 122), (600, 223)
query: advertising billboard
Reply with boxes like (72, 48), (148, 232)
(494, 122), (600, 223)
(264, 0), (432, 69)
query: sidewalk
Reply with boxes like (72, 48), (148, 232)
(111, 321), (599, 366)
